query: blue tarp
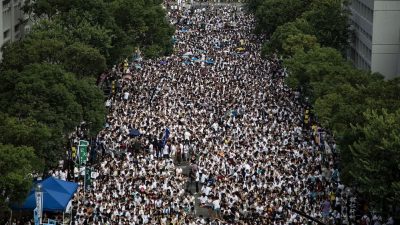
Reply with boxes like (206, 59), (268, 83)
(13, 177), (78, 212)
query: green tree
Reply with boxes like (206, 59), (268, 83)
(53, 16), (113, 59)
(245, 0), (265, 13)
(282, 33), (319, 57)
(302, 0), (350, 53)
(62, 42), (107, 78)
(350, 109), (400, 214)
(283, 46), (349, 99)
(0, 37), (65, 72)
(0, 144), (41, 210)
(0, 64), (82, 133)
(313, 77), (400, 186)
(72, 77), (107, 137)
(261, 19), (315, 57)
(0, 113), (64, 168)
(112, 0), (174, 58)
(254, 0), (312, 36)
(314, 77), (400, 134)
(314, 83), (366, 134)
(23, 0), (173, 63)
(0, 63), (105, 137)
(1, 35), (106, 79)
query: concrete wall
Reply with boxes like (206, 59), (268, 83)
(1, 0), (26, 60)
(349, 0), (374, 70)
(371, 0), (400, 79)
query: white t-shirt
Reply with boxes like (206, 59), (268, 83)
(184, 131), (191, 140)
(212, 199), (220, 209)
(123, 92), (129, 100)
(163, 145), (169, 155)
(199, 195), (208, 204)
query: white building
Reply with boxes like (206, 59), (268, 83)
(1, 0), (30, 60)
(348, 0), (400, 79)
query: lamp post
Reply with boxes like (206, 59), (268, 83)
(35, 183), (43, 225)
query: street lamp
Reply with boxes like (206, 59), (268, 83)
(35, 183), (43, 225)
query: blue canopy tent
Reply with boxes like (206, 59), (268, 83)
(13, 177), (78, 212)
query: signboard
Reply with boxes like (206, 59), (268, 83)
(78, 145), (87, 165)
(79, 140), (89, 146)
(78, 140), (89, 165)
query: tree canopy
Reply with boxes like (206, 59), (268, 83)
(21, 0), (174, 64)
(0, 144), (41, 210)
(302, 0), (350, 53)
(0, 63), (105, 135)
(251, 0), (400, 214)
(261, 19), (317, 57)
(253, 0), (312, 36)
(0, 113), (59, 167)
(254, 0), (350, 57)
(350, 109), (400, 214)
(0, 0), (172, 212)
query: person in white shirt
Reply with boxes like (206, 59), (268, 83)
(163, 144), (169, 158)
(212, 197), (221, 219)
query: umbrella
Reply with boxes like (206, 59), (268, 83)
(183, 51), (193, 56)
(205, 59), (214, 64)
(231, 110), (238, 117)
(123, 74), (132, 80)
(129, 129), (141, 137)
(160, 60), (167, 65)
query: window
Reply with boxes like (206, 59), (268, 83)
(3, 0), (11, 6)
(14, 23), (20, 33)
(3, 29), (10, 39)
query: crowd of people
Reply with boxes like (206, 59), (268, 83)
(72, 4), (362, 225)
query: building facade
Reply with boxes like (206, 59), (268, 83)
(348, 0), (400, 79)
(1, 0), (29, 60)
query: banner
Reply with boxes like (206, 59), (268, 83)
(34, 208), (39, 225)
(161, 128), (170, 148)
(35, 191), (42, 219)
(85, 167), (92, 189)
(71, 146), (77, 159)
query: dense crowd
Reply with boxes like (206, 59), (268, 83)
(72, 4), (359, 225)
